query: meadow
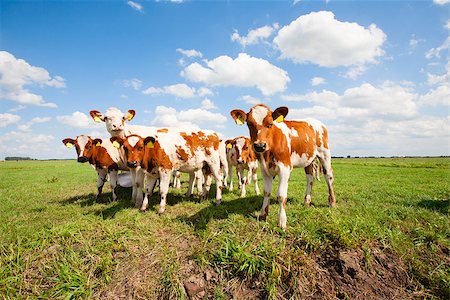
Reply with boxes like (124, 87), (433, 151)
(0, 157), (449, 299)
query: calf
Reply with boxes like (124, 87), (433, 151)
(225, 136), (260, 197)
(230, 104), (336, 229)
(89, 108), (158, 207)
(62, 135), (128, 201)
(111, 130), (224, 214)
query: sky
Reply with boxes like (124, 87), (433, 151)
(0, 0), (449, 159)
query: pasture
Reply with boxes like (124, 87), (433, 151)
(0, 158), (449, 299)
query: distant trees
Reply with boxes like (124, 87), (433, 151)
(4, 157), (35, 161)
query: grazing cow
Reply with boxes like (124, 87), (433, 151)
(89, 108), (157, 207)
(62, 135), (128, 201)
(225, 136), (260, 197)
(111, 130), (224, 214)
(230, 104), (336, 229)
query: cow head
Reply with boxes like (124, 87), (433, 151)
(234, 137), (254, 164)
(63, 135), (102, 163)
(230, 104), (288, 154)
(111, 135), (152, 169)
(90, 107), (136, 137)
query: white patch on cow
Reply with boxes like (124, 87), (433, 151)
(251, 105), (269, 126)
(76, 135), (89, 157)
(127, 136), (140, 147)
(100, 139), (128, 170)
(290, 151), (313, 168)
(305, 133), (309, 142)
(235, 137), (246, 163)
(274, 122), (291, 152)
(290, 128), (299, 137)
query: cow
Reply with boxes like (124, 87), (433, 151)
(62, 135), (128, 202)
(89, 108), (157, 208)
(225, 136), (260, 197)
(230, 104), (336, 230)
(110, 130), (224, 214)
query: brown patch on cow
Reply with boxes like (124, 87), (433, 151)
(181, 131), (220, 156)
(92, 146), (118, 170)
(119, 135), (146, 167)
(288, 121), (316, 162)
(142, 140), (173, 172)
(176, 146), (189, 162)
(157, 128), (169, 133)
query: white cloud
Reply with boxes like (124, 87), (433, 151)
(433, 0), (450, 5)
(176, 48), (203, 58)
(281, 90), (340, 107)
(181, 53), (290, 96)
(17, 116), (51, 131)
(57, 111), (101, 129)
(231, 24), (279, 47)
(8, 105), (26, 112)
(198, 87), (214, 97)
(420, 85), (450, 107)
(0, 113), (21, 128)
(151, 105), (226, 130)
(311, 77), (326, 86)
(142, 83), (197, 98)
(425, 36), (450, 59)
(238, 95), (262, 105)
(0, 51), (65, 108)
(122, 78), (142, 90)
(127, 1), (144, 12)
(201, 99), (217, 110)
(273, 11), (386, 74)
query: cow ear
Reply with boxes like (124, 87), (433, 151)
(272, 106), (289, 123)
(62, 138), (75, 148)
(89, 110), (105, 123)
(144, 136), (156, 148)
(110, 136), (123, 148)
(230, 109), (247, 125)
(93, 139), (102, 147)
(124, 110), (136, 122)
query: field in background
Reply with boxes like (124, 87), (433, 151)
(0, 158), (449, 299)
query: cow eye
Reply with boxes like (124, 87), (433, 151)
(267, 123), (273, 128)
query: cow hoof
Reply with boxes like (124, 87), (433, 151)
(215, 200), (222, 206)
(158, 209), (165, 215)
(259, 214), (267, 221)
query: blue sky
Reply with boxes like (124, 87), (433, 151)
(1, 0), (449, 159)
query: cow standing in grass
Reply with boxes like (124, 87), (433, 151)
(111, 130), (224, 214)
(62, 135), (128, 202)
(230, 104), (336, 229)
(225, 136), (260, 197)
(89, 108), (157, 208)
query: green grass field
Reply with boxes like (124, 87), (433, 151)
(1, 158), (449, 299)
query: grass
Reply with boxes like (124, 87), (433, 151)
(0, 158), (449, 299)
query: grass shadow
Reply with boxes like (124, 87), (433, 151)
(417, 199), (449, 215)
(176, 194), (264, 232)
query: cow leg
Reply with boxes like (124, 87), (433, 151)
(259, 170), (273, 221)
(228, 164), (234, 191)
(142, 176), (158, 211)
(174, 171), (181, 189)
(251, 166), (260, 195)
(318, 151), (337, 207)
(96, 168), (108, 201)
(186, 172), (195, 197)
(237, 165), (246, 198)
(134, 167), (145, 209)
(209, 162), (223, 205)
(277, 165), (291, 230)
(222, 163), (229, 189)
(304, 164), (314, 207)
(109, 170), (119, 202)
(158, 171), (171, 214)
(130, 168), (137, 206)
(202, 172), (213, 201)
(195, 170), (203, 196)
(237, 168), (243, 190)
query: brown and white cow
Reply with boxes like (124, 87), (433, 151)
(230, 104), (336, 229)
(89, 108), (158, 207)
(111, 130), (224, 213)
(62, 135), (128, 202)
(225, 136), (260, 197)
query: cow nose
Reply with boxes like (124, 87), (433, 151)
(253, 142), (266, 153)
(127, 161), (137, 168)
(77, 156), (88, 163)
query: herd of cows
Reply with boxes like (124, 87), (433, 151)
(63, 104), (336, 229)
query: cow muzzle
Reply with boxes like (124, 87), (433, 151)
(127, 161), (138, 168)
(77, 156), (88, 163)
(253, 142), (267, 153)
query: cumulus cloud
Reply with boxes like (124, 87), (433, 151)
(151, 105), (227, 130)
(273, 11), (386, 75)
(425, 36), (450, 59)
(0, 113), (21, 128)
(181, 53), (290, 96)
(433, 0), (450, 5)
(122, 78), (143, 90)
(238, 95), (263, 105)
(18, 116), (51, 131)
(311, 77), (326, 86)
(0, 51), (65, 108)
(57, 111), (101, 129)
(231, 24), (279, 47)
(127, 1), (144, 12)
(201, 99), (217, 110)
(142, 83), (197, 98)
